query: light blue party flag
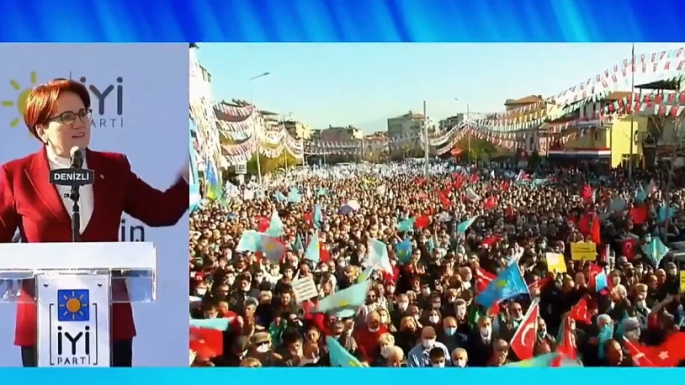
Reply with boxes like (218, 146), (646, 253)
(476, 262), (528, 308)
(505, 352), (581, 367)
(256, 232), (287, 261)
(287, 188), (301, 203)
(641, 237), (669, 267)
(274, 191), (287, 203)
(357, 265), (374, 283)
(358, 238), (393, 274)
(457, 215), (478, 234)
(397, 218), (415, 232)
(189, 318), (230, 331)
(266, 210), (285, 237)
(315, 280), (371, 318)
(609, 197), (626, 212)
(291, 234), (304, 252)
(595, 271), (608, 292)
(313, 204), (324, 229)
(395, 238), (413, 264)
(657, 205), (676, 224)
(304, 234), (320, 263)
(326, 337), (364, 367)
(236, 230), (260, 252)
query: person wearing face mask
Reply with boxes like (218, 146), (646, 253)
(247, 331), (282, 367)
(536, 317), (556, 346)
(353, 311), (388, 361)
(375, 333), (396, 367)
(423, 308), (442, 330)
(450, 298), (469, 330)
(500, 302), (525, 341)
(451, 348), (469, 367)
(438, 316), (467, 353)
(407, 326), (450, 367)
(429, 347), (447, 367)
(391, 294), (410, 326)
(194, 280), (209, 298)
(466, 316), (493, 367)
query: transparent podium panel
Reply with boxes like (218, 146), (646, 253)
(0, 269), (156, 303)
(0, 270), (35, 303)
(111, 269), (156, 303)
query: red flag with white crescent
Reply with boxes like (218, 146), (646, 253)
(509, 301), (539, 361)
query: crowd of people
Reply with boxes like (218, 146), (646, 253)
(188, 160), (685, 368)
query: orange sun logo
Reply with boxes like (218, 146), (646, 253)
(1, 71), (38, 128)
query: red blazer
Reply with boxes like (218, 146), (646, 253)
(0, 148), (188, 347)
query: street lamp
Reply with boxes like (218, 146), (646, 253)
(249, 72), (271, 186)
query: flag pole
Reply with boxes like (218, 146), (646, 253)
(423, 100), (429, 176)
(628, 43), (636, 179)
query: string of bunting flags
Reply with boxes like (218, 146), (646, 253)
(190, 45), (685, 168)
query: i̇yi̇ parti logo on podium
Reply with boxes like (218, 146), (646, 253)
(49, 289), (100, 366)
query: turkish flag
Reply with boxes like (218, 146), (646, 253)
(257, 216), (270, 232)
(189, 327), (224, 361)
(510, 302), (540, 360)
(556, 316), (578, 360)
(621, 238), (637, 260)
(569, 298), (592, 324)
(625, 333), (685, 367)
(414, 216), (430, 229)
(319, 245), (331, 262)
(303, 211), (313, 227)
(450, 147), (463, 157)
(482, 197), (497, 210)
(630, 206), (648, 225)
(527, 275), (553, 293)
(475, 267), (495, 293)
(438, 191), (451, 208)
(590, 214), (601, 244)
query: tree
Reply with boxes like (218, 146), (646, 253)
(455, 135), (496, 162)
(246, 148), (301, 175)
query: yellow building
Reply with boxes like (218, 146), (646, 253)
(283, 120), (311, 139)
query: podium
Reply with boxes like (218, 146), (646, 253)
(0, 242), (156, 367)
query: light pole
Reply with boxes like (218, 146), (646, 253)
(250, 72), (271, 186)
(282, 112), (292, 175)
(455, 98), (471, 164)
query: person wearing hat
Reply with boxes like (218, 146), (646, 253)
(222, 336), (250, 367)
(248, 331), (283, 367)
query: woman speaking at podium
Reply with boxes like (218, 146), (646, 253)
(0, 79), (189, 366)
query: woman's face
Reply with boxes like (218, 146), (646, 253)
(38, 92), (91, 156)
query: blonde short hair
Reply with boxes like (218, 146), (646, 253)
(378, 333), (395, 347)
(239, 357), (262, 367)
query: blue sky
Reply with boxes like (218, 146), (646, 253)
(196, 43), (684, 133)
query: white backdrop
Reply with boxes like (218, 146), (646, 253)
(0, 44), (189, 367)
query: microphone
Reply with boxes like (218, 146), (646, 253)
(70, 146), (85, 169)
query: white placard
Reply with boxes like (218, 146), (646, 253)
(37, 274), (110, 367)
(292, 276), (318, 304)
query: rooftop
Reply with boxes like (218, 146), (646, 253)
(390, 111), (425, 120)
(504, 95), (544, 106)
